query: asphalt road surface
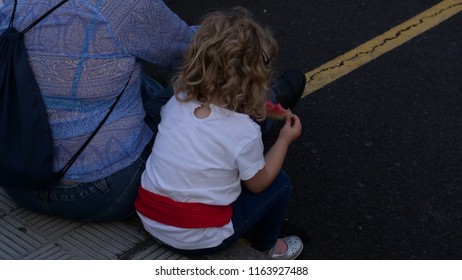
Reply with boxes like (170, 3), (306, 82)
(165, 0), (462, 259)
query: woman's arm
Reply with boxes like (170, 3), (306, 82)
(113, 0), (195, 69)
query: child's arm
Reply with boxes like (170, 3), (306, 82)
(244, 114), (302, 193)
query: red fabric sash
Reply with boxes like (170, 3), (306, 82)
(135, 186), (232, 228)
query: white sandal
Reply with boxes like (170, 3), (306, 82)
(268, 236), (303, 260)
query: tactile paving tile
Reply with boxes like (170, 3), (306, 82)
(0, 188), (18, 217)
(23, 243), (75, 260)
(0, 215), (47, 259)
(0, 188), (185, 260)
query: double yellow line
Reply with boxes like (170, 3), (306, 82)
(303, 0), (462, 97)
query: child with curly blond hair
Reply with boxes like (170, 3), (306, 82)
(135, 7), (304, 259)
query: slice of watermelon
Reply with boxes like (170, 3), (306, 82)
(266, 100), (292, 120)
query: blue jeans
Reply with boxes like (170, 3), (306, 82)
(163, 170), (293, 254)
(4, 75), (171, 222)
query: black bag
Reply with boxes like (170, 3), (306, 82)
(0, 0), (128, 190)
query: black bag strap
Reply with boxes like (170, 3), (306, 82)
(9, 0), (70, 33)
(8, 0), (18, 28)
(6, 0), (133, 182)
(23, 0), (70, 33)
(54, 70), (134, 180)
(13, 0), (70, 33)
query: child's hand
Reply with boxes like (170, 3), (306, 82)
(278, 114), (302, 145)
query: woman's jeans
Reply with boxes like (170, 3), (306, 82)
(3, 75), (170, 222)
(163, 170), (293, 254)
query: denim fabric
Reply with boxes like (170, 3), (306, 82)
(3, 75), (167, 222)
(4, 146), (150, 222)
(231, 170), (293, 252)
(141, 76), (175, 135)
(257, 89), (277, 132)
(163, 170), (293, 255)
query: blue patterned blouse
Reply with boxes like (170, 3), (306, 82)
(0, 0), (195, 182)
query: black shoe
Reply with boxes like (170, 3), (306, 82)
(272, 69), (306, 110)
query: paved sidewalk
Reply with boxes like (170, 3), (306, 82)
(0, 188), (268, 260)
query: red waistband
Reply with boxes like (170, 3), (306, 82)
(135, 186), (232, 228)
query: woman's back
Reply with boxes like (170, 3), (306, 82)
(0, 0), (193, 181)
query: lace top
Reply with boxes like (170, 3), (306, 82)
(0, 0), (194, 181)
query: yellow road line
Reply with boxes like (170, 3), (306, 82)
(303, 0), (462, 97)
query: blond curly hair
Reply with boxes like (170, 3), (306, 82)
(173, 7), (278, 121)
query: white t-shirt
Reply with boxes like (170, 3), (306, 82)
(138, 95), (265, 250)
